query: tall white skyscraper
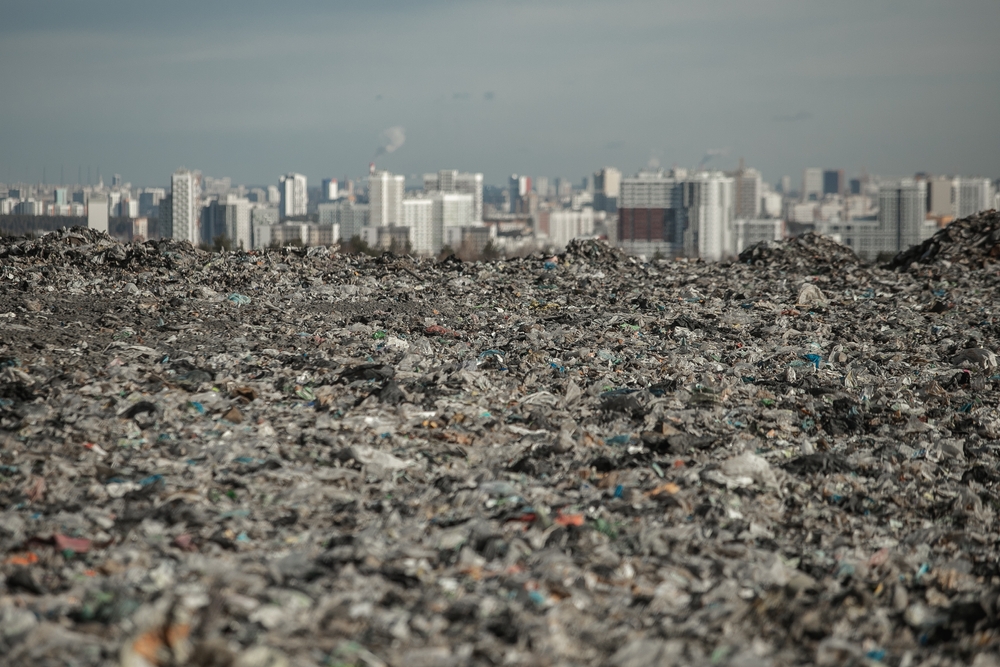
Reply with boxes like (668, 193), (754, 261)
(403, 195), (434, 254)
(87, 194), (109, 233)
(369, 170), (404, 227)
(279, 173), (308, 218)
(802, 168), (823, 201)
(683, 171), (734, 261)
(432, 192), (474, 253)
(953, 177), (995, 218)
(730, 167), (763, 219)
(170, 169), (200, 244)
(424, 170), (484, 221)
(877, 179), (928, 254)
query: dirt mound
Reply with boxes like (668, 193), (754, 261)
(887, 209), (1000, 271)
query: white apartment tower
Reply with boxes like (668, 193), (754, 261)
(954, 177), (995, 219)
(279, 173), (308, 218)
(424, 170), (484, 221)
(730, 167), (763, 219)
(683, 172), (735, 261)
(802, 168), (823, 201)
(403, 196), (434, 255)
(369, 170), (405, 227)
(170, 169), (200, 244)
(877, 179), (928, 254)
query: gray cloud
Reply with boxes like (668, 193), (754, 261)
(0, 0), (997, 187)
(773, 110), (814, 123)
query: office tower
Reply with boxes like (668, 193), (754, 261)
(534, 176), (549, 199)
(170, 169), (200, 244)
(369, 170), (404, 227)
(593, 167), (622, 212)
(158, 197), (173, 238)
(508, 174), (531, 213)
(317, 200), (369, 242)
(618, 170), (734, 260)
(87, 194), (109, 232)
(729, 166), (762, 219)
(556, 178), (573, 199)
(875, 179), (928, 256)
(424, 170), (484, 222)
(202, 196), (251, 249)
(279, 173), (307, 218)
(322, 178), (339, 201)
(403, 196), (434, 254)
(823, 169), (845, 196)
(54, 188), (67, 205)
(779, 175), (792, 195)
(432, 192), (474, 252)
(953, 177), (995, 218)
(112, 174), (123, 188)
(267, 185), (281, 204)
(926, 177), (953, 218)
(682, 172), (734, 261)
(536, 208), (595, 250)
(849, 179), (862, 195)
(618, 170), (684, 257)
(802, 168), (823, 201)
(139, 188), (166, 217)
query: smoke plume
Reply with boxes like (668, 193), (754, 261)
(374, 126), (406, 158)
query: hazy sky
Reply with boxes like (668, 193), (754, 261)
(2, 0), (998, 189)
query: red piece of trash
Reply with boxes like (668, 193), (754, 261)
(554, 511), (584, 527)
(54, 534), (91, 553)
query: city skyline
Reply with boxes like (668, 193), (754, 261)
(1, 0), (998, 187)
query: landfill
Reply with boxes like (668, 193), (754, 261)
(1, 220), (1000, 667)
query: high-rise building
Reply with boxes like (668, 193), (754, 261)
(926, 176), (953, 219)
(823, 170), (845, 196)
(317, 200), (369, 242)
(432, 192), (474, 252)
(369, 170), (404, 227)
(158, 196), (173, 239)
(139, 188), (165, 217)
(682, 172), (734, 261)
(953, 177), (995, 218)
(508, 174), (530, 213)
(322, 178), (339, 201)
(403, 196), (434, 255)
(779, 175), (792, 195)
(617, 169), (734, 260)
(617, 170), (685, 257)
(534, 176), (550, 199)
(876, 179), (928, 255)
(170, 169), (200, 244)
(54, 188), (67, 205)
(593, 167), (621, 212)
(536, 208), (595, 250)
(729, 166), (762, 219)
(87, 194), (109, 233)
(279, 173), (308, 218)
(802, 168), (823, 201)
(424, 170), (484, 221)
(202, 196), (251, 249)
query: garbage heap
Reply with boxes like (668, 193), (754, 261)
(888, 209), (1000, 272)
(1, 225), (1000, 667)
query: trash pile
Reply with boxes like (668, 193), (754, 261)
(887, 209), (1000, 272)
(2, 225), (1000, 667)
(738, 232), (861, 273)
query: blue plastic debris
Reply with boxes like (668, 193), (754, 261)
(227, 293), (251, 306)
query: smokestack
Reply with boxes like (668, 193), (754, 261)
(369, 162), (376, 176)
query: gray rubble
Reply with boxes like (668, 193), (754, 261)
(1, 223), (1000, 666)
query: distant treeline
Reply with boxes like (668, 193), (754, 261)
(0, 215), (161, 240)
